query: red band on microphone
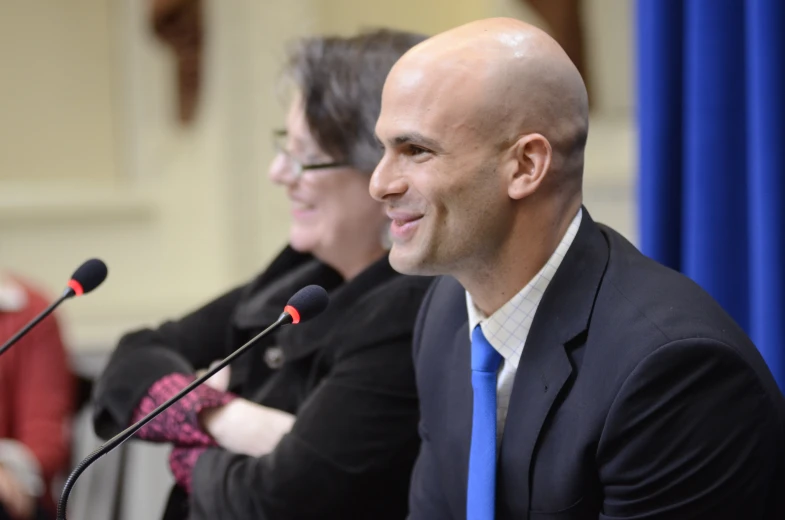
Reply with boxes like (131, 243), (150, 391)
(283, 305), (300, 324)
(67, 279), (84, 296)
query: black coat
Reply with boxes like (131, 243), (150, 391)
(409, 210), (785, 520)
(92, 248), (433, 520)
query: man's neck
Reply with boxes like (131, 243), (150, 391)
(459, 203), (580, 316)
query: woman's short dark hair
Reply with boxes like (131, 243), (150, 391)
(285, 29), (428, 174)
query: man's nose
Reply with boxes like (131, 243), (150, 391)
(370, 155), (407, 201)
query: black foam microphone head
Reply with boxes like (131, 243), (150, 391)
(283, 285), (329, 324)
(68, 258), (108, 296)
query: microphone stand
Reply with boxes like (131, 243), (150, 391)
(0, 287), (75, 357)
(56, 312), (293, 520)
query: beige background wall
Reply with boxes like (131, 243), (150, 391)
(0, 0), (634, 356)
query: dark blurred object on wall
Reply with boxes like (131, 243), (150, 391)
(525, 0), (591, 106)
(150, 0), (203, 125)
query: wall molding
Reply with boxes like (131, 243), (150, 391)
(0, 182), (156, 223)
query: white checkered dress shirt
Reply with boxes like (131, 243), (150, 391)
(466, 208), (582, 443)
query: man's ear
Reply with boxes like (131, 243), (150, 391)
(506, 133), (552, 200)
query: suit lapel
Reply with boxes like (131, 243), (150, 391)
(497, 336), (573, 518)
(497, 210), (610, 518)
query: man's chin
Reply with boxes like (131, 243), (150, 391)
(388, 245), (440, 276)
(388, 246), (418, 275)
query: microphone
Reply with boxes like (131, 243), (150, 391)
(0, 258), (108, 357)
(56, 284), (330, 520)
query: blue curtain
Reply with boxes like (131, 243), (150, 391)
(637, 0), (785, 392)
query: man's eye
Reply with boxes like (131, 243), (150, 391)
(406, 145), (428, 156)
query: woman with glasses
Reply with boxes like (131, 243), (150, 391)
(91, 29), (430, 520)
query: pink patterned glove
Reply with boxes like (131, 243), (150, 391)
(169, 445), (208, 494)
(131, 373), (236, 447)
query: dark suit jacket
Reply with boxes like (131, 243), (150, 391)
(92, 248), (432, 520)
(409, 210), (785, 520)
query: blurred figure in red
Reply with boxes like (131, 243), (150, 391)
(0, 275), (74, 520)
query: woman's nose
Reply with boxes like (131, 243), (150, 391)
(268, 153), (296, 186)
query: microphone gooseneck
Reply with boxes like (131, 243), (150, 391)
(56, 284), (329, 520)
(0, 259), (108, 357)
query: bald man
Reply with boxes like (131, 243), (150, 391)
(371, 18), (785, 520)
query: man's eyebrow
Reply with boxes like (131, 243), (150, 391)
(378, 132), (443, 152)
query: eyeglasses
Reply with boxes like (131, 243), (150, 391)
(271, 129), (347, 179)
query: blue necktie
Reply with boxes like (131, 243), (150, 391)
(467, 325), (503, 520)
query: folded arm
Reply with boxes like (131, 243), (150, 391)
(92, 286), (245, 439)
(186, 338), (421, 519)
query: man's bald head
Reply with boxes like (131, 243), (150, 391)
(385, 17), (589, 190)
(371, 18), (589, 282)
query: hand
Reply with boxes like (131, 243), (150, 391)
(199, 398), (296, 457)
(0, 465), (34, 520)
